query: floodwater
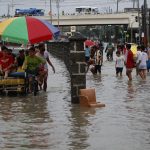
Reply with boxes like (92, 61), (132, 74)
(0, 53), (150, 150)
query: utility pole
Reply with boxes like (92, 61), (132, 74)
(131, 21), (134, 43)
(7, 4), (10, 17)
(116, 0), (119, 13)
(56, 0), (60, 28)
(133, 0), (138, 8)
(141, 5), (145, 45)
(55, 0), (64, 28)
(11, 0), (14, 13)
(49, 0), (52, 23)
(116, 0), (122, 13)
(137, 0), (141, 44)
(143, 0), (148, 46)
(148, 9), (150, 44)
(133, 0), (135, 8)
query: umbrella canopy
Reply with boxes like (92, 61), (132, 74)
(84, 40), (96, 47)
(0, 16), (60, 45)
(131, 43), (138, 56)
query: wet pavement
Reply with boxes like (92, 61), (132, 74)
(0, 53), (150, 150)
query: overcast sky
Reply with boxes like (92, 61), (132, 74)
(0, 0), (149, 16)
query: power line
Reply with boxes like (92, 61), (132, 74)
(0, 0), (149, 15)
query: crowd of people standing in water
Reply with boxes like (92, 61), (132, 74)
(84, 41), (150, 81)
(0, 43), (55, 92)
(1, 40), (150, 93)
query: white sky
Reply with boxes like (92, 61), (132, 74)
(0, 0), (149, 16)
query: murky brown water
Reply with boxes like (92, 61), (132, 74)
(0, 54), (150, 150)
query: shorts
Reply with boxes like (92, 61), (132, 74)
(85, 57), (90, 63)
(116, 67), (123, 74)
(26, 68), (39, 76)
(126, 68), (133, 73)
(139, 65), (147, 70)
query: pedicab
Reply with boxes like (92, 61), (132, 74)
(0, 70), (29, 96)
(0, 16), (60, 96)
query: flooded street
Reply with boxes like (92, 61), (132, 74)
(0, 54), (150, 150)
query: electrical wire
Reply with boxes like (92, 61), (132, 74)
(0, 0), (149, 14)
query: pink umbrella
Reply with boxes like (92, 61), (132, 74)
(84, 40), (96, 47)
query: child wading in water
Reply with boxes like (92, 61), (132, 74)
(115, 50), (125, 77)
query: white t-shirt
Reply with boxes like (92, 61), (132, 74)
(139, 52), (148, 69)
(116, 55), (125, 68)
(136, 51), (142, 63)
(36, 51), (49, 69)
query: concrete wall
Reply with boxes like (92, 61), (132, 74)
(47, 34), (86, 103)
(37, 12), (138, 26)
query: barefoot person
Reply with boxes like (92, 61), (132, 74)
(115, 50), (125, 77)
(0, 46), (14, 78)
(125, 43), (135, 81)
(22, 46), (45, 92)
(138, 45), (148, 80)
(135, 45), (142, 76)
(36, 43), (55, 91)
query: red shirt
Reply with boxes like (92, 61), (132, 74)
(0, 55), (13, 70)
(126, 50), (134, 68)
(7, 54), (15, 63)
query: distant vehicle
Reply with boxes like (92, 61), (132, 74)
(75, 6), (99, 15)
(15, 8), (45, 17)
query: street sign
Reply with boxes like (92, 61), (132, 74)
(141, 32), (144, 37)
(126, 34), (129, 38)
(135, 33), (139, 37)
(71, 26), (76, 32)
